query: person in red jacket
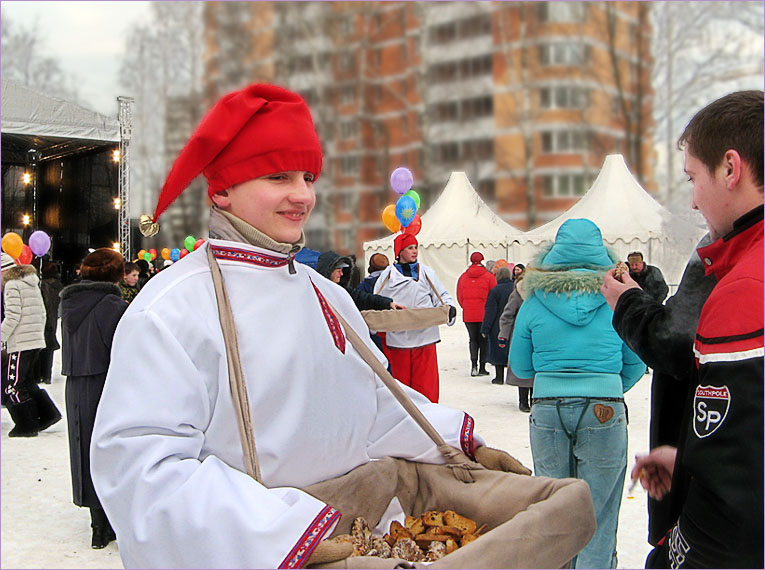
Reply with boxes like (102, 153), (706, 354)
(456, 252), (496, 377)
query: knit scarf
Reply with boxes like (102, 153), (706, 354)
(207, 206), (305, 255)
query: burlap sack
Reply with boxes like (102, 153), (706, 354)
(361, 306), (450, 332)
(305, 457), (595, 569)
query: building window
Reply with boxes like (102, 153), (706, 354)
(477, 179), (496, 201)
(371, 49), (381, 68)
(539, 86), (590, 109)
(429, 55), (492, 84)
(437, 142), (459, 162)
(339, 53), (355, 71)
(541, 173), (588, 197)
(538, 2), (585, 23)
(340, 156), (359, 175)
(434, 101), (459, 122)
(340, 228), (354, 251)
(461, 96), (493, 120)
(429, 14), (491, 43)
(339, 192), (354, 210)
(538, 42), (591, 66)
(434, 139), (493, 163)
(338, 15), (353, 36)
(540, 129), (592, 153)
(340, 85), (355, 105)
(429, 21), (457, 44)
(340, 120), (357, 139)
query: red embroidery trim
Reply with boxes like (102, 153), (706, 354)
(461, 414), (476, 460)
(310, 281), (346, 354)
(210, 245), (289, 268)
(279, 506), (340, 569)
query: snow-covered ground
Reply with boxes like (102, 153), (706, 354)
(1, 323), (653, 569)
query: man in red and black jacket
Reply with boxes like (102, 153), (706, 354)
(603, 90), (763, 568)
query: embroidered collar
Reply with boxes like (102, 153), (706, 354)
(209, 242), (289, 269)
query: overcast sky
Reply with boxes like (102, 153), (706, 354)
(1, 1), (151, 117)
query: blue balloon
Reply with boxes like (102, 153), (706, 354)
(395, 195), (417, 228)
(170, 248), (180, 262)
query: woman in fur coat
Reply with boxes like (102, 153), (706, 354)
(59, 249), (128, 549)
(509, 219), (645, 569)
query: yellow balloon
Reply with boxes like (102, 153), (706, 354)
(161, 247), (171, 260)
(2, 232), (23, 259)
(382, 204), (401, 233)
(137, 249), (147, 261)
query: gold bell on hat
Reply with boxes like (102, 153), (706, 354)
(139, 214), (160, 237)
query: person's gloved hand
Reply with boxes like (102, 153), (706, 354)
(448, 305), (457, 321)
(474, 445), (532, 476)
(305, 539), (354, 567)
(498, 337), (507, 348)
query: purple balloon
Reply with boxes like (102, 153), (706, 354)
(28, 230), (51, 257)
(390, 167), (414, 194)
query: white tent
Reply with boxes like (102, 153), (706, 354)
(363, 171), (525, 298)
(514, 154), (706, 285)
(1, 79), (119, 142)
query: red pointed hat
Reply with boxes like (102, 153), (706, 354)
(149, 84), (323, 225)
(394, 233), (418, 258)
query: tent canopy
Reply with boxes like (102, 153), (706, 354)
(514, 155), (706, 284)
(364, 172), (524, 298)
(1, 79), (119, 163)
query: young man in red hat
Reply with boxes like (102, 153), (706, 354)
(374, 233), (457, 402)
(90, 84), (531, 569)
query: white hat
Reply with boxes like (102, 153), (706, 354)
(1, 252), (16, 270)
(163, 259), (174, 267)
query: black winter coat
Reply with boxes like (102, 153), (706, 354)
(629, 263), (669, 303)
(612, 236), (716, 545)
(40, 276), (63, 350)
(317, 250), (393, 311)
(60, 281), (127, 507)
(480, 277), (514, 366)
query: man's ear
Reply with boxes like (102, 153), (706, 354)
(722, 149), (742, 189)
(211, 190), (231, 208)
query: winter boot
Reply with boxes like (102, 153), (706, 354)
(470, 362), (480, 377)
(477, 362), (490, 376)
(491, 365), (505, 385)
(91, 507), (116, 549)
(29, 387), (62, 431)
(518, 387), (531, 413)
(7, 399), (40, 437)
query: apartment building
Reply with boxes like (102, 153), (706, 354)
(201, 1), (654, 255)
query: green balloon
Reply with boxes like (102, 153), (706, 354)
(405, 190), (421, 210)
(184, 235), (196, 252)
(142, 252), (152, 262)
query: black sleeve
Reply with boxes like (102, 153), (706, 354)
(481, 289), (498, 335)
(612, 260), (715, 377)
(648, 266), (669, 302)
(347, 287), (392, 311)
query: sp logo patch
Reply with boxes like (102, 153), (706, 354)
(693, 385), (730, 438)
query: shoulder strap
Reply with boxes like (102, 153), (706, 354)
(423, 270), (445, 306)
(207, 245), (262, 482)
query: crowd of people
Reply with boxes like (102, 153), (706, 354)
(2, 85), (762, 569)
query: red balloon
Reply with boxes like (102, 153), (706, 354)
(179, 249), (190, 259)
(149, 248), (157, 260)
(18, 244), (33, 264)
(403, 214), (422, 236)
(193, 239), (205, 251)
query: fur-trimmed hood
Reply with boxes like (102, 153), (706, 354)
(1, 264), (39, 291)
(520, 219), (619, 327)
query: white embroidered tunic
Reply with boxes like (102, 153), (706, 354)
(374, 263), (456, 349)
(91, 239), (481, 569)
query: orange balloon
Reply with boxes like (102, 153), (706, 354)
(137, 249), (147, 261)
(382, 204), (400, 233)
(161, 247), (171, 260)
(2, 232), (23, 259)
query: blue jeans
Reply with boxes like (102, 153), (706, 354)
(529, 397), (627, 569)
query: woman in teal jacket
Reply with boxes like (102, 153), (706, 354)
(509, 218), (644, 569)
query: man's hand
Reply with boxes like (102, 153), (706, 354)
(305, 539), (354, 567)
(474, 445), (532, 476)
(498, 337), (507, 348)
(631, 445), (677, 500)
(389, 302), (406, 310)
(600, 268), (641, 310)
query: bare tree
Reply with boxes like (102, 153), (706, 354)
(1, 16), (79, 101)
(651, 1), (764, 209)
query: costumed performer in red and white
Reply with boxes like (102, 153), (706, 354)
(374, 233), (457, 403)
(89, 84), (530, 569)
